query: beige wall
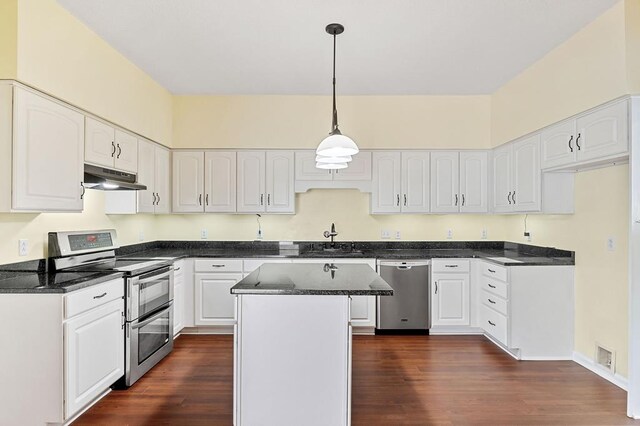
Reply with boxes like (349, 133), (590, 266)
(173, 95), (492, 149)
(15, 0), (173, 145)
(626, 0), (640, 93)
(491, 1), (631, 377)
(0, 0), (17, 79)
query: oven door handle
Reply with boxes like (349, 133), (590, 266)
(131, 302), (173, 330)
(135, 269), (173, 286)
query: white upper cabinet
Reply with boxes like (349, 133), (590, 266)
(238, 151), (294, 214)
(237, 151), (266, 213)
(11, 87), (85, 212)
(332, 152), (372, 181)
(294, 151), (372, 193)
(85, 117), (138, 173)
(430, 151), (488, 214)
(265, 151), (295, 213)
(541, 99), (628, 170)
(173, 151), (205, 213)
(371, 152), (402, 213)
(154, 145), (171, 213)
(295, 151), (333, 181)
(401, 151), (430, 213)
(136, 139), (156, 213)
(491, 135), (541, 213)
(430, 152), (460, 213)
(459, 151), (488, 213)
(205, 151), (237, 213)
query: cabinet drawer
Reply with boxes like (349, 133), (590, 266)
(481, 262), (508, 281)
(480, 277), (508, 299)
(431, 259), (470, 273)
(243, 258), (292, 274)
(481, 290), (508, 316)
(481, 305), (508, 346)
(65, 278), (124, 319)
(194, 259), (243, 272)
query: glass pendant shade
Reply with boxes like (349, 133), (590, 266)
(315, 154), (352, 163)
(316, 132), (359, 157)
(316, 162), (348, 170)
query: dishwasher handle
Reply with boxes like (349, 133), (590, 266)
(378, 260), (430, 268)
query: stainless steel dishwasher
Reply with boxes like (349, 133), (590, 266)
(377, 260), (430, 331)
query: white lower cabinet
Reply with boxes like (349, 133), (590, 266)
(173, 259), (185, 335)
(64, 297), (124, 418)
(431, 259), (470, 328)
(195, 272), (243, 326)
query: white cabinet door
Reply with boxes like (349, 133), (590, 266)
(195, 273), (243, 326)
(237, 151), (266, 213)
(154, 146), (171, 214)
(401, 151), (429, 213)
(430, 151), (460, 213)
(459, 151), (488, 213)
(576, 99), (628, 163)
(84, 116), (115, 168)
(172, 151), (204, 213)
(205, 151), (237, 213)
(64, 298), (124, 419)
(512, 134), (541, 212)
(13, 88), (85, 212)
(266, 151), (294, 213)
(294, 151), (333, 181)
(332, 151), (372, 181)
(173, 264), (185, 336)
(350, 296), (376, 328)
(492, 145), (512, 213)
(113, 129), (138, 173)
(540, 119), (576, 169)
(432, 273), (470, 326)
(136, 139), (156, 213)
(371, 152), (401, 213)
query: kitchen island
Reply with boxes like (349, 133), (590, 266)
(231, 263), (393, 426)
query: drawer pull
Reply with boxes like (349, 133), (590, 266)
(174, 267), (181, 271)
(93, 292), (107, 299)
(445, 265), (458, 268)
(488, 298), (496, 304)
(488, 283), (496, 289)
(212, 264), (226, 268)
(488, 320), (496, 327)
(487, 268), (496, 273)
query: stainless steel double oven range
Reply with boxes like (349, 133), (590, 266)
(49, 229), (174, 387)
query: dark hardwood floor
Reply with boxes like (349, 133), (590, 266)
(74, 334), (635, 425)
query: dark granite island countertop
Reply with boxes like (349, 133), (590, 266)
(231, 263), (394, 296)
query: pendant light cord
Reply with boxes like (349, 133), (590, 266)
(331, 32), (339, 133)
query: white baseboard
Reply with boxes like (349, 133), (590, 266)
(573, 351), (628, 391)
(430, 326), (484, 335)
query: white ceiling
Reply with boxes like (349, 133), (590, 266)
(56, 0), (620, 95)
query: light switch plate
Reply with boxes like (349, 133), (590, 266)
(381, 230), (390, 239)
(395, 230), (401, 239)
(481, 229), (488, 239)
(446, 229), (453, 239)
(19, 239), (28, 256)
(607, 236), (616, 251)
(201, 229), (208, 240)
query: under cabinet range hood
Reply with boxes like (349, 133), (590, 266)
(84, 164), (147, 191)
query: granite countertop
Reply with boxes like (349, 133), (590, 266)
(0, 271), (124, 294)
(231, 263), (394, 296)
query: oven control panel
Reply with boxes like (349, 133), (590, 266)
(68, 233), (114, 251)
(48, 229), (118, 257)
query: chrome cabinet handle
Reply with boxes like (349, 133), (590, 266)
(261, 194), (264, 206)
(199, 194), (202, 206)
(462, 194), (465, 206)
(206, 194), (209, 206)
(488, 320), (496, 327)
(488, 298), (496, 304)
(455, 194), (458, 206)
(487, 268), (496, 273)
(152, 193), (156, 205)
(93, 292), (107, 299)
(268, 194), (271, 205)
(111, 141), (116, 157)
(445, 264), (458, 268)
(117, 144), (122, 159)
(404, 194), (407, 206)
(174, 267), (181, 271)
(435, 281), (438, 294)
(568, 135), (574, 153)
(211, 264), (225, 268)
(507, 191), (512, 204)
(156, 193), (160, 205)
(80, 182), (85, 200)
(576, 133), (581, 150)
(397, 194), (400, 206)
(512, 191), (516, 204)
(488, 283), (496, 289)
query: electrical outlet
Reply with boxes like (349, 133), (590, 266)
(138, 230), (145, 241)
(607, 236), (616, 251)
(381, 230), (390, 239)
(201, 229), (208, 240)
(18, 239), (28, 256)
(395, 230), (401, 240)
(446, 229), (453, 240)
(524, 231), (532, 242)
(481, 229), (488, 239)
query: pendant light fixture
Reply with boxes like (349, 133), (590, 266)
(316, 23), (359, 169)
(315, 154), (352, 163)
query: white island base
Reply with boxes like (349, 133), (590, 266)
(234, 294), (352, 426)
